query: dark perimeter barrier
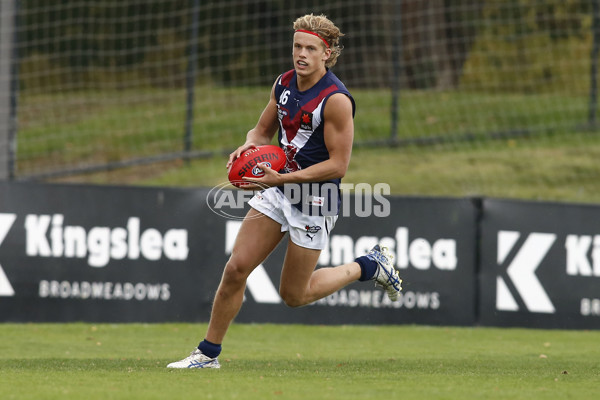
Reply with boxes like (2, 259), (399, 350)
(0, 181), (599, 329)
(479, 198), (600, 329)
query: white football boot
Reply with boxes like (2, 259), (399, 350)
(167, 349), (221, 369)
(366, 245), (403, 301)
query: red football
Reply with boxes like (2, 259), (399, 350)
(228, 145), (286, 187)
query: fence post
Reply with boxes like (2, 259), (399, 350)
(184, 0), (200, 158)
(589, 0), (600, 127)
(390, 0), (402, 143)
(0, 0), (18, 180)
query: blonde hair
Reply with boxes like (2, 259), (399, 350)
(293, 14), (344, 68)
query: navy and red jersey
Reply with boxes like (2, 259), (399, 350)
(274, 69), (355, 216)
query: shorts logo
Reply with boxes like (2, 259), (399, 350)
(300, 111), (313, 131)
(305, 225), (321, 241)
(307, 195), (324, 207)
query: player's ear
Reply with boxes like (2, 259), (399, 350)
(322, 48), (332, 62)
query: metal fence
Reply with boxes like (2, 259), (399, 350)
(1, 0), (599, 182)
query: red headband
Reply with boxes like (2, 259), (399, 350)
(295, 29), (330, 48)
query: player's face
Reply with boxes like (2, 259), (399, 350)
(292, 32), (331, 77)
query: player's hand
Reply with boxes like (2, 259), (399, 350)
(241, 162), (283, 189)
(226, 143), (257, 171)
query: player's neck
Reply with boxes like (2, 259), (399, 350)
(296, 68), (327, 92)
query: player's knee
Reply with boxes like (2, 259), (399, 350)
(223, 258), (251, 285)
(279, 288), (307, 308)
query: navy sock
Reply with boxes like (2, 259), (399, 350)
(198, 339), (222, 358)
(355, 255), (378, 281)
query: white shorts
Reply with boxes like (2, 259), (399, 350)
(248, 187), (337, 250)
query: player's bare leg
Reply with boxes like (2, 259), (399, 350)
(206, 208), (285, 343)
(279, 241), (403, 307)
(167, 208), (283, 369)
(278, 239), (361, 307)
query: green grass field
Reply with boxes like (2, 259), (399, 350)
(1, 323), (599, 400)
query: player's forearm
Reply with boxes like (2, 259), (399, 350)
(280, 158), (348, 184)
(243, 128), (273, 146)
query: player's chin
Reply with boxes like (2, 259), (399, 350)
(294, 64), (310, 75)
